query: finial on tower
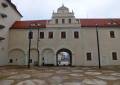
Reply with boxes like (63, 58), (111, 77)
(61, 0), (65, 7)
(53, 10), (54, 14)
(72, 10), (74, 13)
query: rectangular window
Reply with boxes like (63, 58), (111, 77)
(55, 19), (58, 24)
(30, 59), (32, 63)
(61, 32), (66, 39)
(40, 32), (44, 39)
(62, 19), (65, 24)
(69, 19), (71, 24)
(9, 59), (13, 63)
(74, 31), (79, 39)
(110, 31), (115, 38)
(48, 32), (53, 39)
(112, 52), (117, 60)
(86, 52), (92, 61)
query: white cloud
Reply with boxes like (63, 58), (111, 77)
(11, 0), (120, 20)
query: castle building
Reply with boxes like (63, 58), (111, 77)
(0, 0), (22, 65)
(1, 1), (120, 66)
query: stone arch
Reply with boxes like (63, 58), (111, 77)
(56, 48), (72, 66)
(41, 48), (55, 66)
(30, 48), (38, 66)
(8, 49), (25, 65)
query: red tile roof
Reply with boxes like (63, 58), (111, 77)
(80, 19), (120, 27)
(11, 19), (120, 29)
(11, 20), (47, 29)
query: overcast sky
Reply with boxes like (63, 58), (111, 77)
(11, 0), (120, 20)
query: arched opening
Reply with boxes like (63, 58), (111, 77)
(56, 48), (72, 66)
(42, 49), (55, 66)
(8, 49), (25, 65)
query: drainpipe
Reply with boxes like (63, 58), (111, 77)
(96, 24), (101, 69)
(28, 30), (33, 68)
(37, 27), (40, 66)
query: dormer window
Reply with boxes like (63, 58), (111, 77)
(62, 19), (65, 24)
(30, 24), (35, 26)
(0, 25), (5, 29)
(1, 3), (8, 8)
(37, 24), (41, 26)
(0, 13), (7, 18)
(55, 19), (58, 24)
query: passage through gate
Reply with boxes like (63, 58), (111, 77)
(56, 48), (72, 66)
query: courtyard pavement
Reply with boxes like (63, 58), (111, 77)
(0, 66), (120, 85)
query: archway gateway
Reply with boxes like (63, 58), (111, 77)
(56, 48), (72, 66)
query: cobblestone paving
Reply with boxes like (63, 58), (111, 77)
(0, 66), (120, 85)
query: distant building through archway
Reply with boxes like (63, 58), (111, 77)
(56, 48), (72, 66)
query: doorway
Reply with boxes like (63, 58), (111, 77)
(56, 48), (72, 66)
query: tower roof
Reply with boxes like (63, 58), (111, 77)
(57, 5), (69, 12)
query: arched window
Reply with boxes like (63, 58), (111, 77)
(110, 31), (115, 38)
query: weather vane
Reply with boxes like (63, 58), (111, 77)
(63, 0), (65, 5)
(59, 0), (64, 5)
(62, 0), (63, 5)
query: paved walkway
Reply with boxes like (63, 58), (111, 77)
(0, 66), (120, 85)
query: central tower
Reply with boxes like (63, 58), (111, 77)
(47, 5), (80, 28)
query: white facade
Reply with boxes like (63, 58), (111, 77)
(9, 27), (120, 66)
(8, 5), (120, 66)
(0, 0), (21, 65)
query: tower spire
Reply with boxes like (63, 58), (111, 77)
(62, 0), (64, 6)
